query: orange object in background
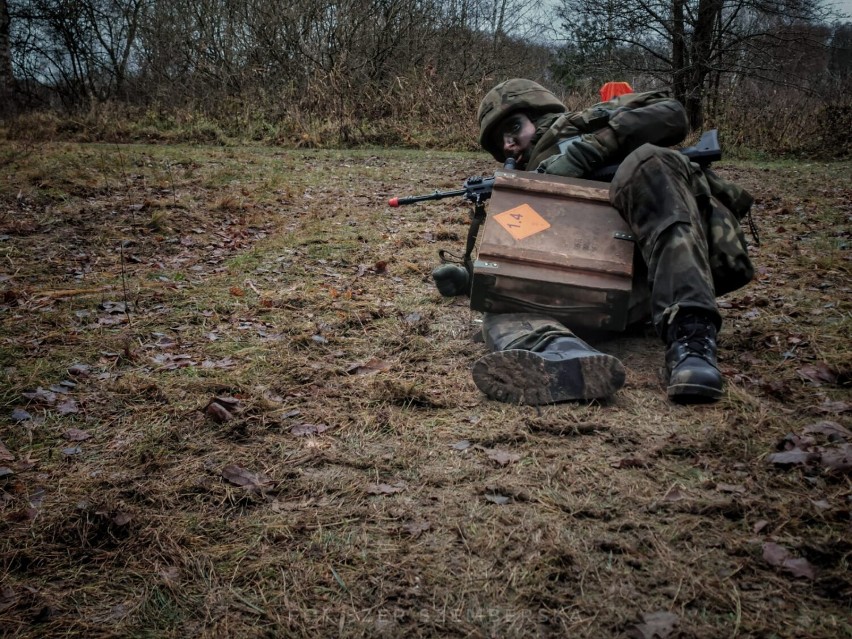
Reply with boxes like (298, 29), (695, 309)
(600, 81), (633, 101)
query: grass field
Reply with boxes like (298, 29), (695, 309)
(0, 142), (850, 638)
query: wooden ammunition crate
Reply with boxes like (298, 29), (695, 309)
(470, 170), (638, 331)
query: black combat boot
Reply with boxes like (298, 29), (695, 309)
(665, 313), (724, 403)
(472, 336), (626, 405)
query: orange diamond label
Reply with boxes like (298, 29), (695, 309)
(493, 204), (551, 241)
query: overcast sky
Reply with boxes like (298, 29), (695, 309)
(828, 0), (852, 18)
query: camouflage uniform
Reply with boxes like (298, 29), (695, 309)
(470, 79), (754, 404)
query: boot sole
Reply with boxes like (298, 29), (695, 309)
(667, 382), (723, 404)
(472, 349), (625, 405)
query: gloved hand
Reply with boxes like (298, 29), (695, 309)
(432, 264), (470, 297)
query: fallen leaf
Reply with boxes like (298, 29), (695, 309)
(0, 467), (13, 478)
(62, 446), (82, 456)
(820, 444), (852, 473)
(229, 286), (245, 297)
(56, 398), (79, 415)
(484, 448), (521, 466)
(366, 482), (406, 495)
(62, 429), (91, 442)
(803, 421), (851, 441)
(374, 260), (388, 274)
(212, 396), (241, 409)
(221, 464), (270, 492)
(10, 408), (31, 422)
(450, 440), (472, 451)
(627, 611), (680, 639)
(345, 358), (392, 376)
(68, 363), (91, 377)
(753, 519), (769, 534)
(290, 423), (332, 436)
(766, 449), (817, 467)
(815, 399), (852, 414)
(205, 401), (232, 423)
(21, 388), (57, 406)
(762, 542), (816, 579)
(0, 440), (13, 462)
(663, 488), (686, 502)
(797, 363), (838, 386)
(100, 301), (128, 314)
(484, 493), (511, 505)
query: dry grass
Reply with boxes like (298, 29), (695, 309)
(0, 143), (850, 638)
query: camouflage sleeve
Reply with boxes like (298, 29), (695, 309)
(534, 131), (612, 178)
(536, 99), (689, 178)
(607, 100), (689, 151)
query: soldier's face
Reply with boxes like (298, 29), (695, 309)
(495, 113), (536, 163)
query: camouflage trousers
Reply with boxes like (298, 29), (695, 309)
(482, 144), (753, 348)
(610, 143), (753, 335)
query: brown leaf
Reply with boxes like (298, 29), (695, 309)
(819, 444), (852, 473)
(0, 440), (13, 462)
(22, 388), (57, 406)
(68, 363), (91, 377)
(56, 398), (79, 415)
(290, 422), (332, 436)
(766, 449), (818, 467)
(221, 465), (270, 492)
(762, 542), (816, 580)
(797, 363), (838, 386)
(229, 286), (245, 297)
(366, 482), (406, 495)
(484, 448), (521, 466)
(627, 611), (680, 639)
(374, 260), (388, 274)
(204, 400), (233, 423)
(345, 358), (391, 376)
(815, 399), (852, 414)
(62, 429), (91, 442)
(803, 421), (851, 441)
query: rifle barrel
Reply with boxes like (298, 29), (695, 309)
(388, 188), (467, 207)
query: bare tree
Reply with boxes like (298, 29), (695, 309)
(556, 0), (833, 128)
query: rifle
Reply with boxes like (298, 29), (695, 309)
(387, 158), (516, 209)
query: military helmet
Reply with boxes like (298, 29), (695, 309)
(478, 79), (565, 161)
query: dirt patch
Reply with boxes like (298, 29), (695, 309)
(1, 144), (850, 637)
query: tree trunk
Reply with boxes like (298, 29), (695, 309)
(0, 0), (14, 116)
(686, 0), (721, 130)
(671, 0), (686, 106)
